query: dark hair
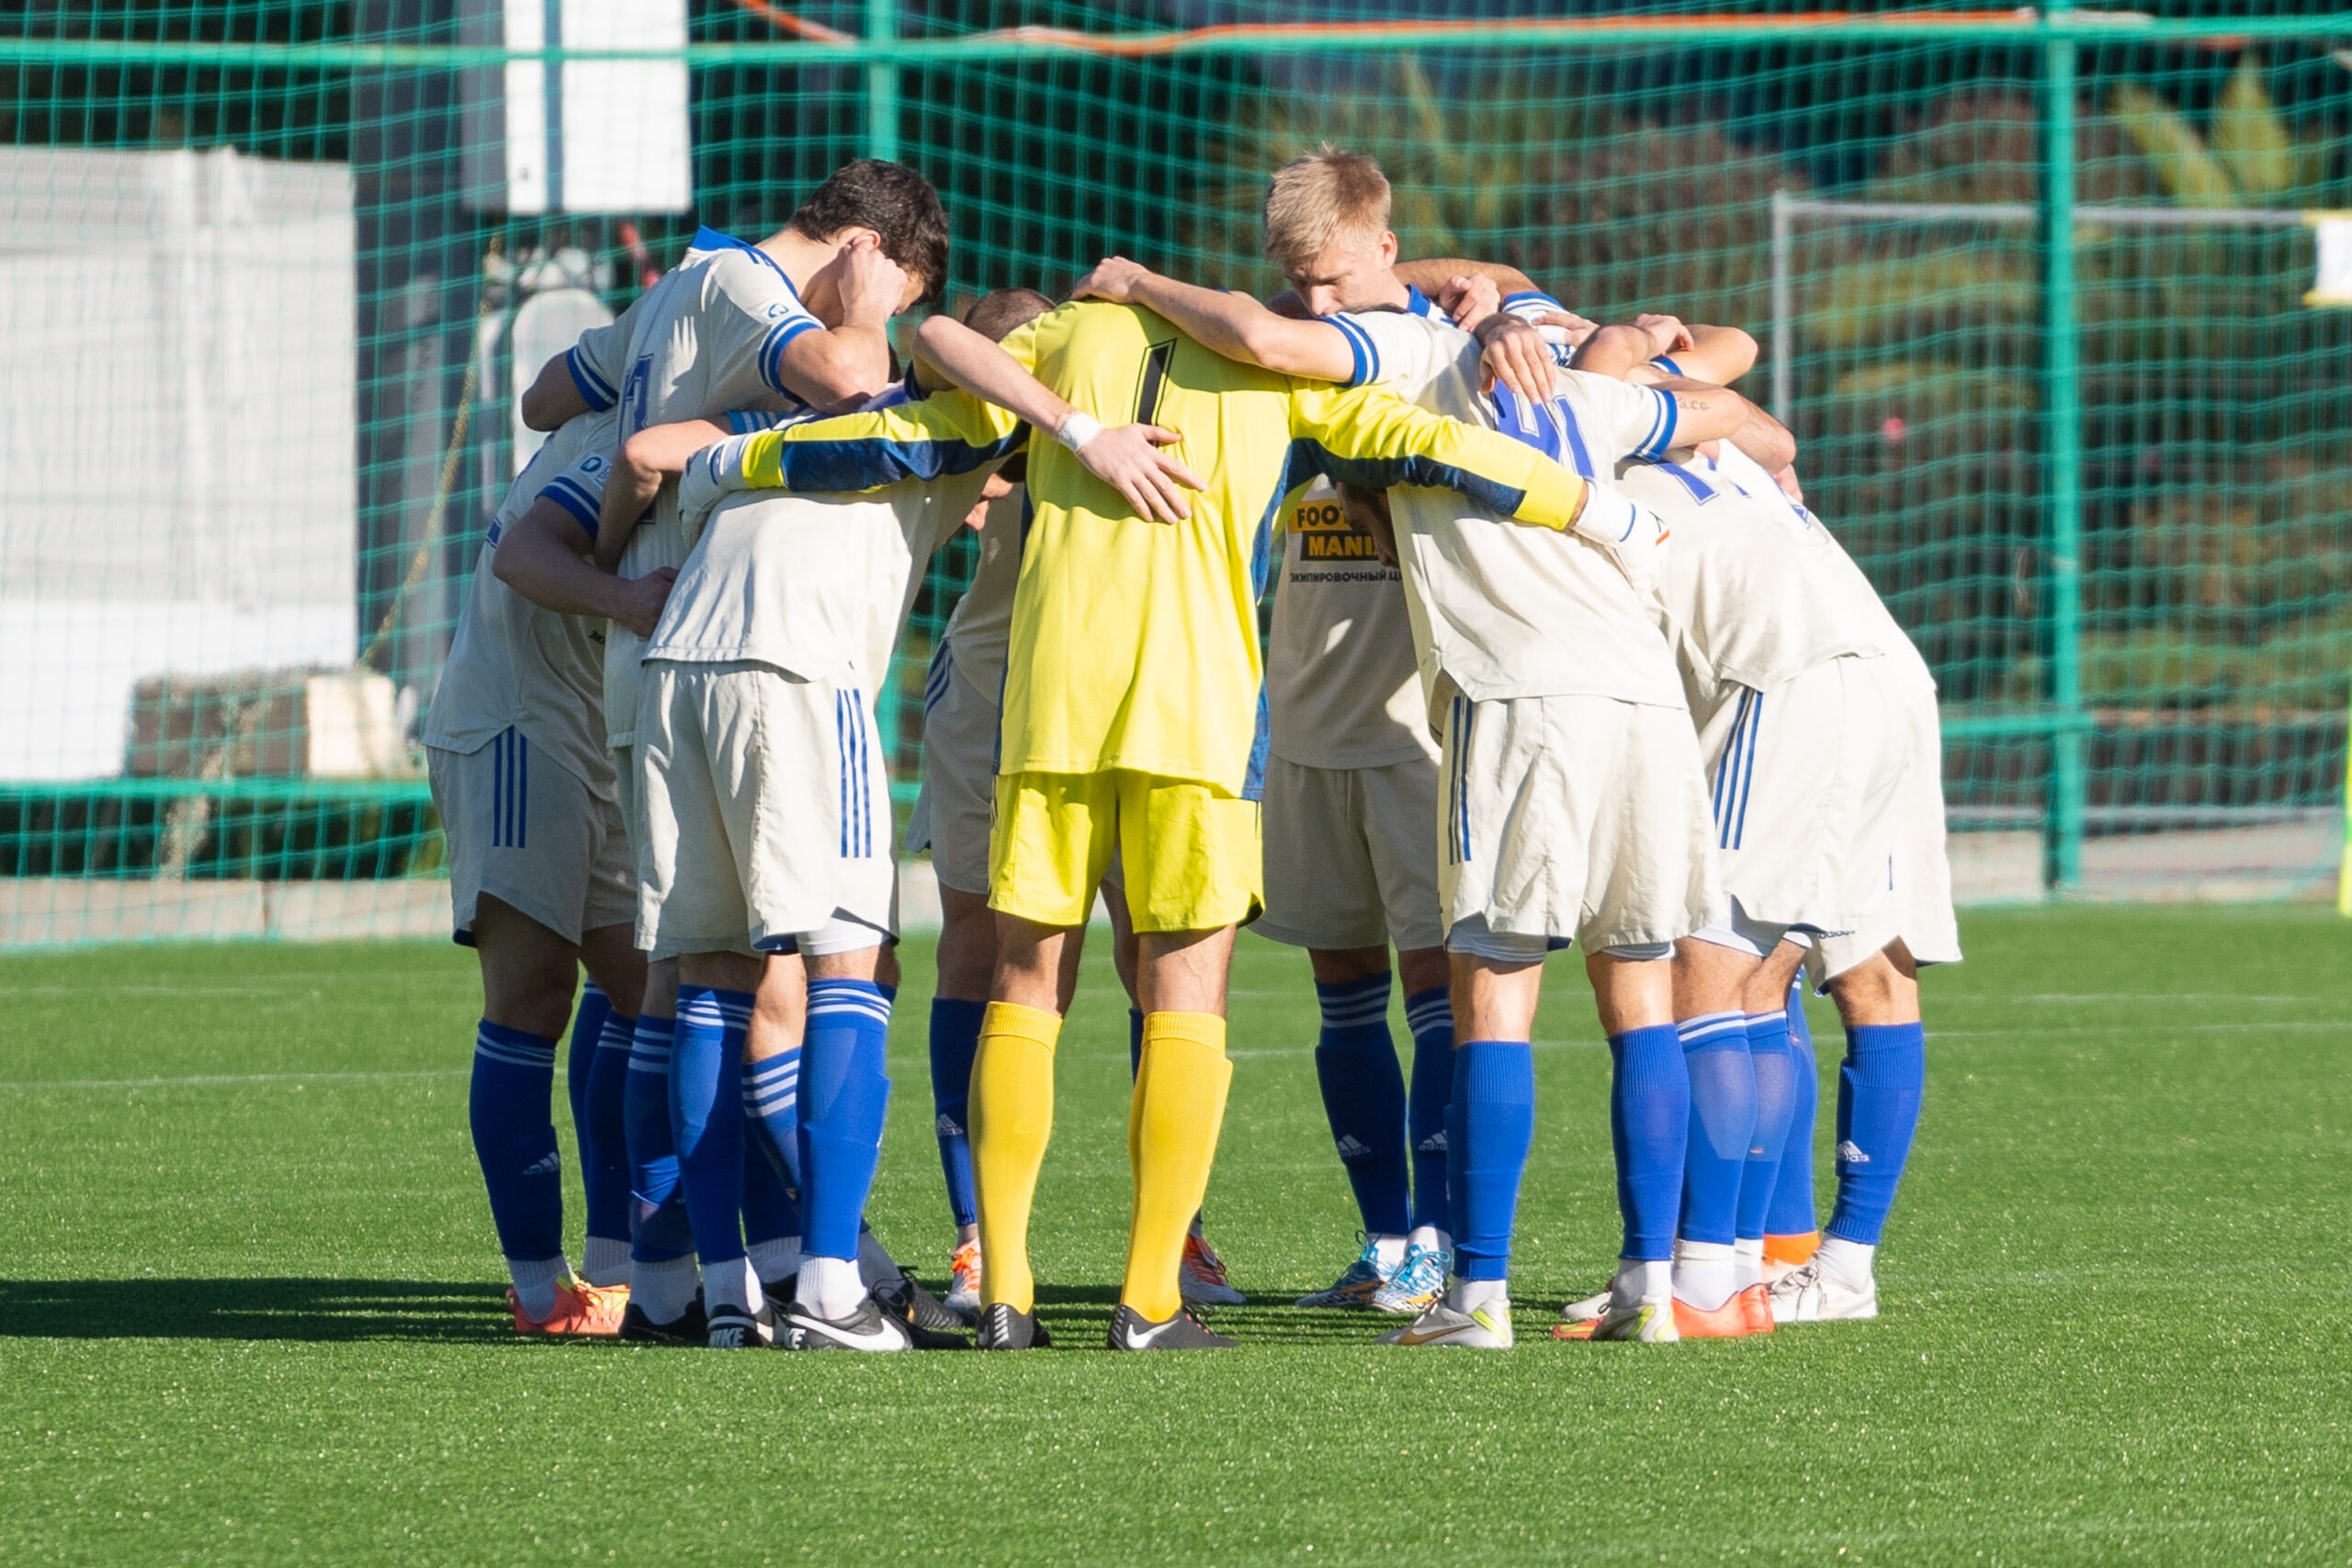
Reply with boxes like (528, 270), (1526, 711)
(786, 159), (950, 304)
(962, 288), (1054, 343)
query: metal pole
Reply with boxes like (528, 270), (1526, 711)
(2042, 29), (2085, 893)
(1770, 189), (1792, 419)
(865, 0), (899, 163)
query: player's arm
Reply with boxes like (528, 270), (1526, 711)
(1393, 256), (1540, 299)
(1070, 257), (1358, 384)
(493, 497), (677, 637)
(1643, 322), (1758, 388)
(912, 314), (1204, 522)
(588, 416), (737, 572)
(1292, 383), (1590, 532)
(768, 238), (904, 413)
(1648, 377), (1797, 473)
(519, 353), (594, 431)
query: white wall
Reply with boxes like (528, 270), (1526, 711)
(0, 145), (356, 780)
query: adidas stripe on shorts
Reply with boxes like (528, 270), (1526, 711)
(427, 728), (635, 946)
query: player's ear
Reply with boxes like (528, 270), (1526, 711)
(1378, 231), (1399, 266)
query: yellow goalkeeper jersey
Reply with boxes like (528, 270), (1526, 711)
(733, 300), (1589, 795)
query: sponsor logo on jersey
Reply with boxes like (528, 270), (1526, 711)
(1293, 496), (1381, 560)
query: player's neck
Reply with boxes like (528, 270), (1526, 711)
(1353, 269), (1410, 312)
(757, 228), (832, 310)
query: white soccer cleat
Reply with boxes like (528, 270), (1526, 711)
(944, 1238), (983, 1323)
(1557, 1279), (1614, 1323)
(1555, 1291), (1680, 1344)
(1767, 1260), (1878, 1323)
(1181, 1232), (1247, 1307)
(1375, 1299), (1514, 1349)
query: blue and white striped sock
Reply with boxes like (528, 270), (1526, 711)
(672, 987), (755, 1310)
(741, 1047), (805, 1284)
(1608, 1023), (1689, 1263)
(1311, 972), (1408, 1239)
(1403, 986), (1455, 1245)
(468, 1020), (566, 1313)
(797, 979), (894, 1269)
(581, 1007), (636, 1284)
(1676, 1010), (1756, 1250)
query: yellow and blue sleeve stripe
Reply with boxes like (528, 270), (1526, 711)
(740, 388), (1028, 495)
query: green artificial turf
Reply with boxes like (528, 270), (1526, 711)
(2, 906), (2348, 1564)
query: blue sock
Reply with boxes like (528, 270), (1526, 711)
(1737, 1009), (1797, 1240)
(1311, 973), (1409, 1237)
(468, 1021), (563, 1262)
(624, 1015), (692, 1260)
(1607, 1024), (1688, 1262)
(1127, 1007), (1145, 1080)
(1767, 993), (1820, 1237)
(1826, 1022), (1926, 1247)
(797, 979), (894, 1263)
(743, 1047), (806, 1193)
(1675, 1012), (1755, 1247)
(671, 987), (753, 1269)
(1443, 1040), (1535, 1281)
(582, 1009), (634, 1249)
(739, 1105), (802, 1248)
(1404, 987), (1454, 1238)
(567, 981), (611, 1201)
(929, 998), (985, 1230)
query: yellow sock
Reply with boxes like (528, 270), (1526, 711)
(1121, 1011), (1232, 1321)
(970, 1001), (1060, 1314)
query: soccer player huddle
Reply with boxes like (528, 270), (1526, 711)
(424, 147), (1957, 1354)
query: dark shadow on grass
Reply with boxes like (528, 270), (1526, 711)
(0, 1278), (516, 1343)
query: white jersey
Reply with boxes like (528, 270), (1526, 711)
(647, 389), (997, 690)
(936, 481), (1024, 704)
(587, 227), (826, 746)
(1346, 310), (1688, 708)
(1622, 441), (1935, 699)
(1264, 287), (1452, 771)
(424, 410), (619, 795)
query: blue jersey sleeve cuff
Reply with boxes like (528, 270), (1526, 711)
(537, 476), (600, 530)
(1502, 290), (1566, 322)
(758, 315), (820, 397)
(1634, 387), (1679, 460)
(1649, 355), (1683, 378)
(1322, 314), (1376, 389)
(564, 347), (617, 412)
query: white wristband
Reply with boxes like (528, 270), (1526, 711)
(1055, 411), (1104, 452)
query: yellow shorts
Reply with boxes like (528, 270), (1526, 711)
(989, 769), (1262, 933)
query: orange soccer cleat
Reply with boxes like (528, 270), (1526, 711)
(1670, 1284), (1773, 1339)
(509, 1275), (629, 1337)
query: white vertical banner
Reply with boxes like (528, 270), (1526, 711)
(463, 0), (691, 215)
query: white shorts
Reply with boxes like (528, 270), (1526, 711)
(1692, 654), (1913, 943)
(428, 731), (634, 947)
(1437, 690), (1721, 958)
(1258, 752), (1445, 953)
(907, 644), (996, 898)
(1815, 686), (1962, 982)
(634, 660), (897, 962)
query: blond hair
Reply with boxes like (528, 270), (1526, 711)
(1261, 147), (1392, 269)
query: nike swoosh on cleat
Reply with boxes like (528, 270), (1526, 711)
(1122, 1318), (1182, 1348)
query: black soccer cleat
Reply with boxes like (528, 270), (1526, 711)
(874, 1268), (966, 1337)
(705, 1303), (770, 1348)
(619, 1289), (707, 1346)
(975, 1301), (1053, 1351)
(777, 1294), (914, 1352)
(1106, 1303), (1238, 1351)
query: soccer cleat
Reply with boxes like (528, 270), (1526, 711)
(618, 1290), (707, 1345)
(1295, 1237), (1396, 1308)
(1555, 1279), (1615, 1324)
(1671, 1285), (1773, 1338)
(705, 1302), (772, 1348)
(975, 1302), (1053, 1351)
(777, 1294), (914, 1352)
(944, 1239), (983, 1322)
(1370, 1243), (1451, 1314)
(1375, 1299), (1513, 1349)
(1180, 1232), (1247, 1306)
(1767, 1260), (1878, 1324)
(873, 1268), (967, 1337)
(508, 1276), (628, 1337)
(1554, 1295), (1680, 1343)
(1107, 1303), (1238, 1351)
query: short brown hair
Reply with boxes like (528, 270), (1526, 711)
(1261, 147), (1392, 270)
(962, 287), (1053, 343)
(787, 159), (951, 305)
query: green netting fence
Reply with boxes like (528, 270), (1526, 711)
(5, 3), (2351, 946)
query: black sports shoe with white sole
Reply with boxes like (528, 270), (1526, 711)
(619, 1290), (707, 1346)
(874, 1269), (967, 1337)
(975, 1301), (1053, 1350)
(1106, 1303), (1237, 1351)
(777, 1295), (913, 1352)
(705, 1303), (770, 1348)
